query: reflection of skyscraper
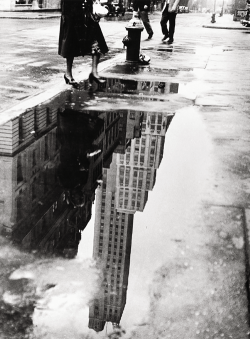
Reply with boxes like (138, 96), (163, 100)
(89, 112), (174, 333)
(89, 112), (144, 332)
(116, 113), (174, 213)
(114, 111), (143, 155)
(89, 163), (133, 332)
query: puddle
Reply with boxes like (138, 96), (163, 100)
(156, 48), (196, 54)
(89, 78), (180, 95)
(76, 77), (196, 100)
(142, 46), (196, 54)
(0, 78), (206, 338)
(0, 107), (174, 337)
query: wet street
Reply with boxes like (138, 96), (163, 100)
(0, 12), (250, 339)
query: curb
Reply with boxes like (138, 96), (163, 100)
(203, 24), (250, 30)
(243, 208), (250, 328)
(0, 52), (126, 126)
(0, 14), (60, 19)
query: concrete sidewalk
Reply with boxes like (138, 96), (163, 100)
(0, 10), (132, 20)
(0, 15), (250, 338)
(203, 12), (250, 29)
(0, 10), (61, 19)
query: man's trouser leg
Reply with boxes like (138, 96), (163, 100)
(160, 13), (169, 36)
(169, 12), (177, 40)
(140, 11), (153, 35)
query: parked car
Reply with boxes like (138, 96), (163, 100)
(178, 6), (189, 13)
(106, 1), (125, 16)
(178, 5), (185, 12)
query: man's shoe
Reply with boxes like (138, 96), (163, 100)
(167, 39), (174, 44)
(148, 32), (153, 39)
(162, 34), (168, 41)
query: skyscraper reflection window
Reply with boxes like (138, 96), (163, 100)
(31, 178), (37, 201)
(33, 149), (38, 168)
(44, 135), (49, 160)
(17, 155), (23, 184)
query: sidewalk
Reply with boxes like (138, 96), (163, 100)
(0, 15), (250, 338)
(203, 12), (250, 29)
(0, 10), (132, 20)
(0, 10), (61, 19)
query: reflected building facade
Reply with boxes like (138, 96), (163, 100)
(0, 104), (129, 258)
(105, 78), (179, 97)
(89, 112), (174, 332)
(0, 105), (150, 259)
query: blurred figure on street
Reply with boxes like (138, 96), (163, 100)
(160, 0), (180, 44)
(150, 0), (154, 13)
(246, 0), (250, 20)
(133, 0), (154, 39)
(58, 0), (108, 88)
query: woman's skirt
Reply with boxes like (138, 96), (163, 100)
(58, 11), (109, 58)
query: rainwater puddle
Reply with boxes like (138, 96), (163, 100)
(157, 47), (196, 54)
(0, 79), (209, 338)
(142, 46), (196, 54)
(76, 77), (195, 102)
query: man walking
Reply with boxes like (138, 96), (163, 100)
(160, 0), (180, 44)
(133, 0), (154, 39)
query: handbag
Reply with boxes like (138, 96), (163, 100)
(93, 0), (108, 17)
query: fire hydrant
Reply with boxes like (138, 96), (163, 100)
(211, 13), (216, 23)
(123, 11), (144, 62)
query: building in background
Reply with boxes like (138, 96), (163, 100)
(0, 0), (60, 11)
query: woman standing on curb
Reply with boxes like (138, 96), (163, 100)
(58, 0), (108, 88)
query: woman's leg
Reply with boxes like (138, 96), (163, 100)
(91, 52), (100, 78)
(64, 56), (79, 87)
(66, 56), (74, 78)
(89, 42), (106, 84)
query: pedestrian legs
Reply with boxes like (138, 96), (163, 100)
(64, 57), (79, 87)
(66, 57), (74, 79)
(89, 46), (106, 87)
(140, 10), (154, 37)
(160, 12), (177, 42)
(160, 13), (169, 37)
(168, 12), (177, 41)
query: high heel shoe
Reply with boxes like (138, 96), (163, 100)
(89, 72), (106, 85)
(64, 74), (79, 88)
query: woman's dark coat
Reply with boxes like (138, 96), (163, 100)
(58, 0), (108, 58)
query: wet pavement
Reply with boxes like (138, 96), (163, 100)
(0, 12), (250, 339)
(0, 11), (61, 19)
